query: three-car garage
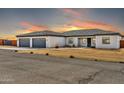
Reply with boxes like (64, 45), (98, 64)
(16, 31), (66, 48)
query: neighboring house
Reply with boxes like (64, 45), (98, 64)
(0, 39), (17, 46)
(16, 29), (123, 49)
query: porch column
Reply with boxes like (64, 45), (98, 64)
(17, 38), (19, 47)
(30, 38), (32, 48)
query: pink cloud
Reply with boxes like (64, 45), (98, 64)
(61, 9), (81, 17)
(20, 21), (33, 27)
(59, 8), (89, 19)
(19, 21), (48, 32)
(18, 20), (120, 34)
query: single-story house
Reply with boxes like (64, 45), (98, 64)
(16, 29), (123, 49)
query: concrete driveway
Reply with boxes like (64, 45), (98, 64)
(0, 49), (124, 84)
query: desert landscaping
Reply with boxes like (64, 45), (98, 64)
(18, 48), (124, 62)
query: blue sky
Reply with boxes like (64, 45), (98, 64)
(0, 8), (124, 38)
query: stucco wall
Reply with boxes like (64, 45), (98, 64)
(47, 36), (65, 47)
(96, 35), (121, 49)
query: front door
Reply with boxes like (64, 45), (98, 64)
(87, 38), (91, 47)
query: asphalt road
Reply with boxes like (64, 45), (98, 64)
(0, 49), (124, 84)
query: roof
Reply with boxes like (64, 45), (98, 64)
(16, 29), (121, 37)
(63, 29), (120, 36)
(16, 30), (64, 37)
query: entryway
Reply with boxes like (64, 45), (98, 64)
(87, 38), (91, 47)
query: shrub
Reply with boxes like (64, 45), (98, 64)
(55, 45), (59, 48)
(119, 62), (124, 64)
(46, 53), (49, 56)
(30, 52), (33, 54)
(72, 44), (75, 47)
(70, 55), (75, 58)
(94, 59), (98, 61)
(65, 45), (71, 48)
(14, 50), (18, 52)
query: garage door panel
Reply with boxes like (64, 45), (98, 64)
(19, 38), (30, 47)
(32, 38), (46, 48)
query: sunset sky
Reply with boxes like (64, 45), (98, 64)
(0, 8), (124, 39)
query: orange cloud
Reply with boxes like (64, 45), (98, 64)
(69, 20), (119, 32)
(27, 25), (48, 32)
(0, 33), (17, 40)
(50, 24), (85, 32)
(17, 20), (120, 35)
(50, 20), (119, 32)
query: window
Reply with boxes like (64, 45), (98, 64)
(82, 39), (86, 44)
(102, 37), (110, 44)
(68, 38), (73, 44)
(92, 38), (96, 45)
(78, 38), (86, 47)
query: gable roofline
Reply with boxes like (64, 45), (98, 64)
(16, 30), (64, 37)
(16, 29), (121, 37)
(63, 29), (121, 36)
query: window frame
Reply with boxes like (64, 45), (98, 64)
(102, 37), (110, 44)
(92, 38), (96, 46)
(68, 38), (74, 44)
